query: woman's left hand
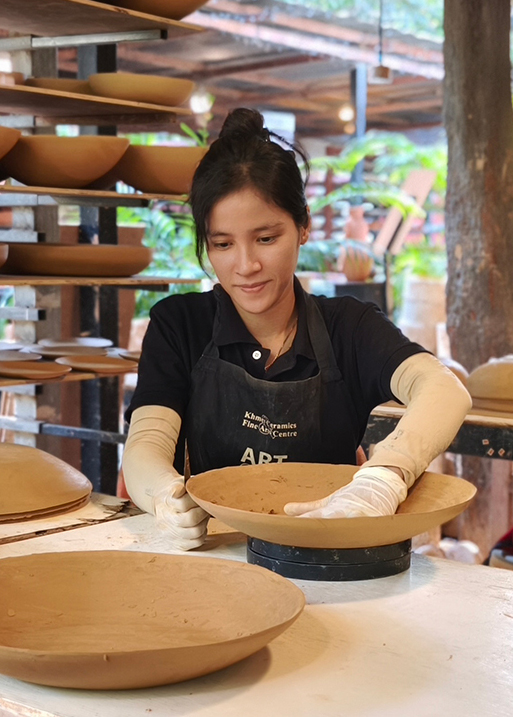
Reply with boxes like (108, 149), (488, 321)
(283, 466), (408, 519)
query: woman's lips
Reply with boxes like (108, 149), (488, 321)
(237, 281), (269, 293)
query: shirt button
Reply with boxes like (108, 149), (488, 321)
(252, 350), (262, 360)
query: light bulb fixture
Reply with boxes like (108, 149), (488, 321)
(190, 87), (214, 115)
(368, 0), (393, 85)
(338, 103), (355, 123)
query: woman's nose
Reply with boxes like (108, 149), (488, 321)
(237, 246), (262, 274)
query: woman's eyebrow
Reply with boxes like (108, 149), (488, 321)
(208, 222), (285, 239)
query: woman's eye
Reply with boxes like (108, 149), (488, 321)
(211, 241), (231, 250)
(258, 236), (276, 244)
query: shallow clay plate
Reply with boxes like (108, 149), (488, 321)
(29, 345), (108, 359)
(56, 355), (137, 374)
(0, 551), (305, 689)
(38, 337), (113, 348)
(0, 243), (152, 277)
(0, 350), (41, 362)
(0, 444), (91, 518)
(187, 463), (477, 549)
(0, 361), (72, 380)
(0, 495), (90, 524)
(117, 348), (141, 362)
(88, 73), (195, 107)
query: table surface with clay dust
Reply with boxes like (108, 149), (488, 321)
(0, 513), (511, 717)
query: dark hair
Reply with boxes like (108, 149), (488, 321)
(190, 108), (310, 269)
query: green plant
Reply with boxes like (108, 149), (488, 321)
(390, 238), (447, 318)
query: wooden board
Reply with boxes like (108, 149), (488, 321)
(0, 183), (184, 207)
(372, 401), (513, 429)
(0, 85), (191, 126)
(0, 0), (201, 37)
(0, 275), (200, 286)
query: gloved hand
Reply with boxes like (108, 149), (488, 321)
(284, 466), (408, 519)
(152, 476), (210, 550)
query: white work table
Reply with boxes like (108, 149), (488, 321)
(0, 514), (512, 717)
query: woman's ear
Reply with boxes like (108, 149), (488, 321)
(300, 207), (311, 245)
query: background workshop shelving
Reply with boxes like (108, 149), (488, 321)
(0, 0), (204, 493)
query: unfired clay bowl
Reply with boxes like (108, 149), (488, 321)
(187, 463), (477, 549)
(0, 444), (91, 520)
(468, 356), (513, 411)
(0, 243), (152, 277)
(0, 135), (129, 189)
(88, 73), (195, 107)
(115, 145), (207, 195)
(24, 78), (93, 94)
(106, 0), (209, 20)
(0, 126), (21, 164)
(0, 551), (305, 689)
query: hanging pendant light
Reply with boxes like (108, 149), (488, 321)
(369, 0), (393, 84)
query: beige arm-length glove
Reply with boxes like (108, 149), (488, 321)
(285, 353), (472, 519)
(122, 405), (209, 550)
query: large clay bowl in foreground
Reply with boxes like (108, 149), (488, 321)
(0, 135), (129, 189)
(0, 243), (152, 277)
(106, 0), (209, 20)
(88, 72), (195, 107)
(0, 551), (305, 689)
(0, 444), (91, 521)
(115, 145), (208, 194)
(187, 463), (477, 549)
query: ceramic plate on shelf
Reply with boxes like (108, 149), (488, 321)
(0, 341), (28, 351)
(29, 345), (108, 359)
(187, 463), (477, 549)
(88, 73), (195, 107)
(0, 361), (72, 380)
(117, 349), (141, 362)
(38, 337), (113, 348)
(0, 444), (91, 519)
(0, 551), (304, 689)
(0, 243), (153, 277)
(56, 355), (137, 374)
(0, 350), (41, 362)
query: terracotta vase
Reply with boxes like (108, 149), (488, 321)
(340, 245), (374, 282)
(344, 205), (369, 241)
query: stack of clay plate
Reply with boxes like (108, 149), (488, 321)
(187, 463), (477, 549)
(0, 444), (92, 523)
(56, 355), (138, 374)
(0, 551), (304, 689)
(468, 356), (513, 414)
(0, 343), (74, 380)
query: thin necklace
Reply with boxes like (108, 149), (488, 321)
(265, 315), (298, 371)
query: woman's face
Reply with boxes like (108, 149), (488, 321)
(207, 187), (309, 319)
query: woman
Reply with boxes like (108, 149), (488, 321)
(123, 108), (471, 551)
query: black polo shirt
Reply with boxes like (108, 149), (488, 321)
(126, 278), (427, 434)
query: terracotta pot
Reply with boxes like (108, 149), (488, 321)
(344, 205), (369, 241)
(340, 245), (374, 282)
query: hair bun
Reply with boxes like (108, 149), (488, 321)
(219, 108), (269, 141)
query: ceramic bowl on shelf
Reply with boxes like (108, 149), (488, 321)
(0, 127), (21, 164)
(0, 243), (153, 277)
(24, 78), (93, 94)
(0, 443), (92, 521)
(0, 135), (129, 189)
(0, 551), (304, 689)
(113, 145), (207, 195)
(88, 73), (195, 107)
(187, 463), (477, 549)
(104, 0), (209, 21)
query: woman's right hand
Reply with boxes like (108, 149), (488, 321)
(152, 477), (209, 551)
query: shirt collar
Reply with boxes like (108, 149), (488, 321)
(212, 276), (315, 361)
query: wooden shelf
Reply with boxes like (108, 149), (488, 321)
(0, 183), (185, 207)
(0, 275), (201, 287)
(372, 402), (513, 429)
(0, 85), (191, 126)
(0, 0), (201, 38)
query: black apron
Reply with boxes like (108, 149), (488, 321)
(184, 292), (361, 474)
